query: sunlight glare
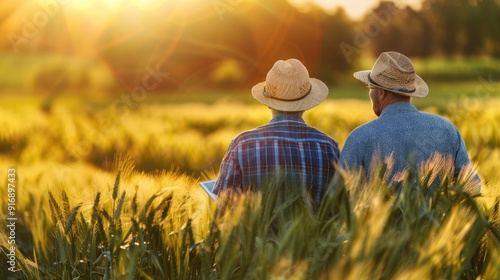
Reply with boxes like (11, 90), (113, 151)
(290, 0), (423, 19)
(63, 0), (162, 11)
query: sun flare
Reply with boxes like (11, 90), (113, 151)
(62, 0), (164, 11)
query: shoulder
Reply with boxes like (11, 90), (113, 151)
(226, 127), (263, 149)
(346, 119), (380, 140)
(228, 133), (256, 150)
(305, 126), (340, 146)
(232, 123), (271, 140)
(419, 111), (458, 130)
(420, 110), (452, 121)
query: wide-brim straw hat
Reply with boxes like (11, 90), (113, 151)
(353, 51), (428, 97)
(252, 58), (329, 112)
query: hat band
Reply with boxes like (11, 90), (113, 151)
(368, 73), (416, 93)
(262, 83), (312, 102)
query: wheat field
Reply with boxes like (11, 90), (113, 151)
(1, 96), (499, 279)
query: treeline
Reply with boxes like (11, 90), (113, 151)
(97, 0), (500, 90)
(12, 0), (500, 92)
(367, 0), (500, 58)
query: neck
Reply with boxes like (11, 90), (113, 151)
(270, 108), (304, 118)
(380, 91), (411, 112)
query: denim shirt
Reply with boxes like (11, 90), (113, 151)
(340, 102), (480, 187)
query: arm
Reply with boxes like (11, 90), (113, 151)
(339, 132), (365, 173)
(213, 141), (242, 194)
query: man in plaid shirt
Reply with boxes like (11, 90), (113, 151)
(213, 59), (340, 205)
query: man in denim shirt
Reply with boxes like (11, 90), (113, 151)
(340, 51), (480, 191)
(214, 59), (340, 205)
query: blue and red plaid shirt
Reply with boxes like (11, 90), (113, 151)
(213, 114), (340, 203)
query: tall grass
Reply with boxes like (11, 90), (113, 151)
(1, 162), (214, 279)
(1, 156), (499, 279)
(2, 97), (498, 179)
(1, 95), (499, 278)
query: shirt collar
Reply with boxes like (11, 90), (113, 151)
(270, 114), (305, 123)
(380, 102), (417, 117)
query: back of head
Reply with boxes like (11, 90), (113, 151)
(353, 51), (429, 98)
(252, 58), (329, 112)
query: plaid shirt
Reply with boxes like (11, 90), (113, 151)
(214, 114), (340, 203)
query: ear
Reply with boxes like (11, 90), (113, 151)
(379, 89), (387, 99)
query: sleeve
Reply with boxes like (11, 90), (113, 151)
(339, 131), (365, 172)
(213, 140), (242, 194)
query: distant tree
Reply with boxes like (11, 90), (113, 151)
(478, 0), (500, 57)
(422, 0), (500, 57)
(403, 7), (434, 57)
(462, 3), (484, 56)
(364, 1), (402, 56)
(368, 2), (433, 58)
(319, 7), (356, 83)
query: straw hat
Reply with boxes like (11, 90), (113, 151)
(353, 51), (428, 97)
(252, 58), (329, 112)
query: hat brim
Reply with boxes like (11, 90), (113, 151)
(251, 78), (329, 112)
(353, 70), (429, 97)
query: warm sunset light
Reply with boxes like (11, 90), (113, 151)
(62, 0), (161, 10)
(291, 0), (422, 19)
(1, 0), (499, 278)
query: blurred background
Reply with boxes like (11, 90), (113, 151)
(1, 0), (499, 96)
(1, 0), (500, 177)
(2, 2), (500, 277)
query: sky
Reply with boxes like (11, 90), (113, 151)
(292, 0), (423, 19)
